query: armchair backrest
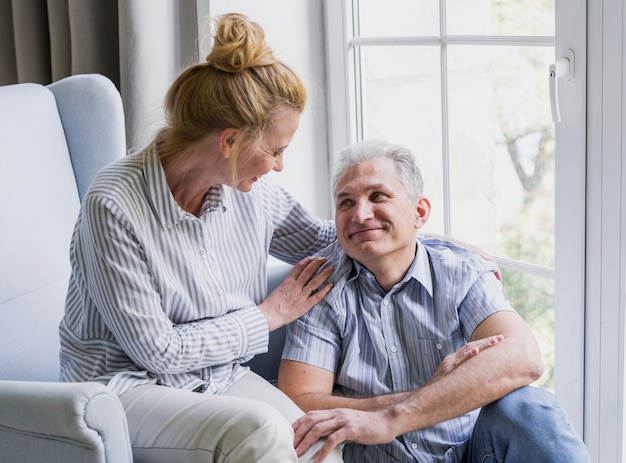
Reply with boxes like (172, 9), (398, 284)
(0, 74), (125, 381)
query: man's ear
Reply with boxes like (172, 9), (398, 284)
(415, 197), (431, 229)
(218, 128), (238, 159)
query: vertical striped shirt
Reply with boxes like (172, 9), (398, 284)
(59, 145), (335, 396)
(283, 239), (513, 462)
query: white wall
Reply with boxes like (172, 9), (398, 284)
(204, 0), (332, 219)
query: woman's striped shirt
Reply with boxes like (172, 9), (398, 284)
(59, 146), (335, 396)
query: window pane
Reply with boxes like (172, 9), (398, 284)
(446, 45), (555, 268)
(356, 0), (439, 36)
(446, 0), (555, 36)
(359, 45), (444, 231)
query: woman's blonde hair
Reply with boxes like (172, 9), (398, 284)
(156, 13), (307, 171)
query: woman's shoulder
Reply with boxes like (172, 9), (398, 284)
(88, 153), (145, 195)
(81, 152), (150, 215)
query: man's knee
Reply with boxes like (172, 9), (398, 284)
(472, 386), (590, 462)
(480, 386), (557, 425)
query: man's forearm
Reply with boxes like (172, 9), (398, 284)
(385, 336), (543, 435)
(294, 335), (541, 436)
(293, 389), (414, 414)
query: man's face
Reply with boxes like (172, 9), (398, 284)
(334, 157), (429, 270)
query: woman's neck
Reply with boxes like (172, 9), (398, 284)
(160, 136), (228, 216)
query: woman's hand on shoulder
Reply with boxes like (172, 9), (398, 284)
(258, 257), (334, 332)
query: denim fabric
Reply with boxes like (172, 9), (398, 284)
(342, 386), (589, 463)
(466, 386), (591, 463)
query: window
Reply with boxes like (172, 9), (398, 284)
(326, 0), (556, 387)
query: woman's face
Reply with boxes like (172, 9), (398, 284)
(234, 107), (301, 192)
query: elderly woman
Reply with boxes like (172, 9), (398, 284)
(59, 13), (342, 463)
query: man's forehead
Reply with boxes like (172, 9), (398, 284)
(336, 182), (393, 198)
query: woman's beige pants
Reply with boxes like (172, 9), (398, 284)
(119, 371), (343, 463)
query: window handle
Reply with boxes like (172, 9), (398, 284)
(549, 49), (575, 123)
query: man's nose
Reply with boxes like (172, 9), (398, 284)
(353, 199), (374, 222)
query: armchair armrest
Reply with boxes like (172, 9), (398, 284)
(0, 381), (132, 463)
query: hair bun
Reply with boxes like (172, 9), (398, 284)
(206, 13), (276, 73)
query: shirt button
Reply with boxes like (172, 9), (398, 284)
(200, 248), (207, 254)
(411, 442), (418, 449)
(390, 346), (398, 353)
(436, 343), (443, 350)
(383, 299), (389, 306)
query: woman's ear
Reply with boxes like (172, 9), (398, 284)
(218, 128), (238, 158)
(415, 197), (431, 229)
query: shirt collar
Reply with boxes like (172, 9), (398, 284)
(412, 239), (434, 297)
(143, 145), (227, 230)
(348, 239), (434, 297)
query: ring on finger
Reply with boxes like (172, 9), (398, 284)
(304, 284), (314, 294)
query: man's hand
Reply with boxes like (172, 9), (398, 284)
(290, 336), (502, 462)
(292, 408), (395, 463)
(288, 335), (503, 461)
(428, 335), (503, 384)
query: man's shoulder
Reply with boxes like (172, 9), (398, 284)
(314, 241), (352, 279)
(421, 237), (498, 275)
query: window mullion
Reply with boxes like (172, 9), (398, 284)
(441, 0), (451, 236)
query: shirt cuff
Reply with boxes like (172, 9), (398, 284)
(236, 306), (270, 356)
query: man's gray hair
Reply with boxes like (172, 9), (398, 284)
(331, 139), (424, 201)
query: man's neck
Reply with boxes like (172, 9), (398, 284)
(356, 243), (417, 293)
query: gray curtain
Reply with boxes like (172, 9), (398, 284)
(0, 0), (200, 150)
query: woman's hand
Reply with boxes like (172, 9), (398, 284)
(258, 257), (334, 331)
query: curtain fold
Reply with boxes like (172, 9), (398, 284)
(9, 0), (51, 84)
(0, 0), (199, 150)
(47, 0), (71, 82)
(0, 0), (17, 84)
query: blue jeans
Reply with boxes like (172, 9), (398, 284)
(465, 386), (591, 463)
(343, 386), (590, 462)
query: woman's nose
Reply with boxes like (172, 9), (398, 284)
(273, 156), (284, 172)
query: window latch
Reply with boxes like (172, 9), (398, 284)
(549, 49), (575, 123)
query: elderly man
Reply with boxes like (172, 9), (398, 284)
(279, 140), (590, 463)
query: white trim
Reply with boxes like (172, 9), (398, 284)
(584, 0), (626, 460)
(553, 0), (587, 438)
(324, 0), (356, 167)
(349, 36), (554, 47)
(439, 1), (452, 236)
(495, 257), (554, 280)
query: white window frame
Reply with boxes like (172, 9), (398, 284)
(323, 0), (589, 439)
(553, 0), (586, 438)
(584, 0), (626, 461)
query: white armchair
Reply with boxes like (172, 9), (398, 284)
(0, 74), (132, 462)
(0, 73), (293, 462)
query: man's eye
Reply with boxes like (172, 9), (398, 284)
(338, 199), (353, 209)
